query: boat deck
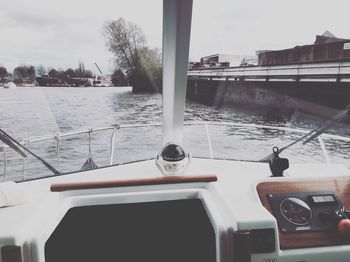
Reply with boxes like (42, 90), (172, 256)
(1, 158), (350, 262)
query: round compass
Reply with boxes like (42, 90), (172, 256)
(280, 197), (312, 226)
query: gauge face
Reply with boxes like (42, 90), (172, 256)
(280, 197), (312, 226)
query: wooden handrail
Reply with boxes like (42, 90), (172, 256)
(50, 175), (217, 192)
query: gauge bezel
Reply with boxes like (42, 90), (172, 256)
(280, 197), (313, 226)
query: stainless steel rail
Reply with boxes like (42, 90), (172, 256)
(0, 122), (349, 181)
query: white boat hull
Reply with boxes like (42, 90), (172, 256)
(1, 158), (350, 262)
(3, 82), (16, 89)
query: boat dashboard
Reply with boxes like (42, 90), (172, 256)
(1, 159), (350, 262)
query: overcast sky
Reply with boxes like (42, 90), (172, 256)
(0, 0), (349, 74)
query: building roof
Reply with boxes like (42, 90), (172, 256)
(322, 30), (336, 38)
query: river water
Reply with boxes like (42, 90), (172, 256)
(0, 87), (349, 181)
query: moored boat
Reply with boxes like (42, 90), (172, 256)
(3, 81), (16, 89)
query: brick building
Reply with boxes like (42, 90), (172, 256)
(258, 31), (350, 66)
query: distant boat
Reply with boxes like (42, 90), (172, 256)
(3, 81), (16, 89)
(93, 78), (104, 87)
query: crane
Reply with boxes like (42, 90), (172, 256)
(93, 63), (104, 87)
(94, 63), (103, 76)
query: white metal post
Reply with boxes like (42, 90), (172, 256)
(205, 122), (214, 159)
(318, 136), (331, 164)
(162, 0), (193, 145)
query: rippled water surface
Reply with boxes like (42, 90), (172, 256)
(0, 87), (349, 181)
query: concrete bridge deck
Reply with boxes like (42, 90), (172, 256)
(188, 61), (350, 82)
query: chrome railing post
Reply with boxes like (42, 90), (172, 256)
(318, 136), (331, 164)
(109, 124), (119, 166)
(3, 148), (7, 182)
(22, 141), (27, 181)
(204, 122), (214, 159)
(55, 135), (62, 172)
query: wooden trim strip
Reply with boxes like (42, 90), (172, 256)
(50, 175), (217, 192)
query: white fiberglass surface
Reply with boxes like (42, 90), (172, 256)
(0, 0), (349, 182)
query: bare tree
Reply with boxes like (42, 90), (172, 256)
(111, 69), (127, 86)
(104, 18), (145, 72)
(104, 18), (161, 92)
(78, 60), (85, 77)
(0, 66), (8, 82)
(13, 65), (36, 84)
(139, 47), (162, 88)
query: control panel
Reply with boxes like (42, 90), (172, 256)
(268, 191), (342, 233)
(257, 178), (350, 249)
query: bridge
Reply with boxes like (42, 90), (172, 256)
(188, 61), (350, 83)
(186, 61), (350, 118)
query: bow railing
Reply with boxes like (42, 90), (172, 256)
(1, 122), (349, 181)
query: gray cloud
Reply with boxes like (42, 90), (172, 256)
(1, 0), (349, 74)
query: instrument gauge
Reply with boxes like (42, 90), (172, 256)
(280, 197), (312, 226)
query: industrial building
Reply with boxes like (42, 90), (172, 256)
(258, 31), (350, 66)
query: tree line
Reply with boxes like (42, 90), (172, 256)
(0, 65), (37, 84)
(1, 17), (162, 90)
(0, 62), (97, 85)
